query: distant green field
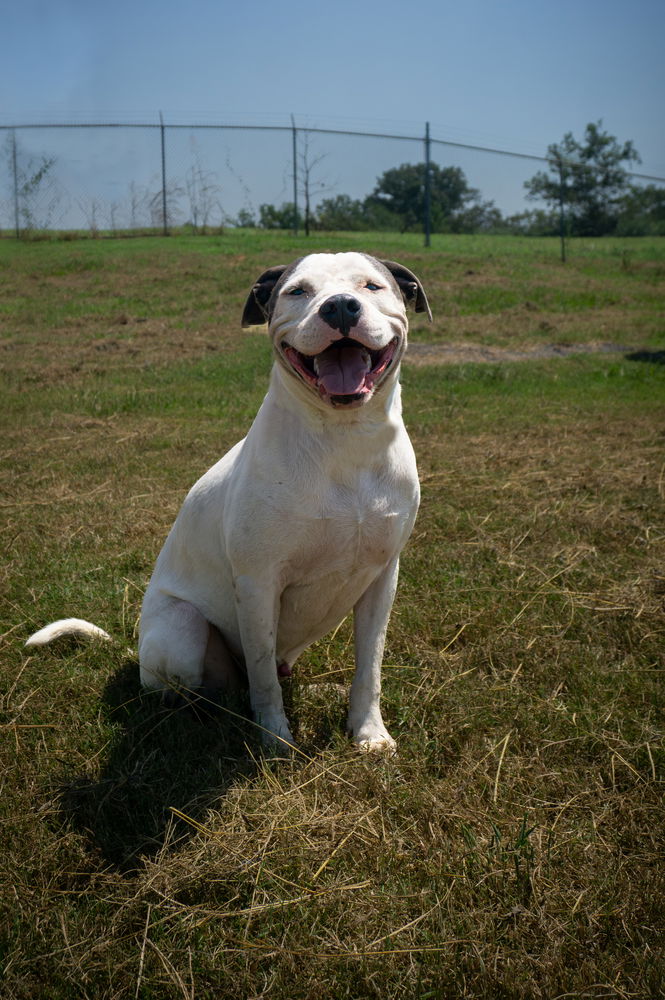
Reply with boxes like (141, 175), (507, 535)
(1, 233), (663, 999)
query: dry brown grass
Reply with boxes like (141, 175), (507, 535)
(1, 233), (664, 998)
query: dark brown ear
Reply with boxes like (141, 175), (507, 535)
(241, 264), (291, 327)
(379, 260), (432, 321)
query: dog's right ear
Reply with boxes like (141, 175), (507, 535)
(241, 265), (291, 327)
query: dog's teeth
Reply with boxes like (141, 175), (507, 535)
(313, 356), (320, 375)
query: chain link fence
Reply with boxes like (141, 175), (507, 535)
(1, 118), (663, 243)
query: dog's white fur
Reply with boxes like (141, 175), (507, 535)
(26, 251), (429, 753)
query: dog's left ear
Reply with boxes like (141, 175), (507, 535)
(241, 265), (291, 327)
(380, 260), (432, 321)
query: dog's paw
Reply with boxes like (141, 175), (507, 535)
(160, 685), (223, 720)
(356, 735), (397, 756)
(350, 722), (397, 756)
(255, 711), (296, 754)
(161, 686), (188, 711)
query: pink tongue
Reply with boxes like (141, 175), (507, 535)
(316, 344), (370, 395)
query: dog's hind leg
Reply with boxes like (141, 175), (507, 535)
(139, 597), (241, 699)
(203, 622), (245, 692)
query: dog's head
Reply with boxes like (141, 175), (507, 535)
(241, 252), (431, 409)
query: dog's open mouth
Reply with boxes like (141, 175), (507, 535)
(282, 337), (399, 405)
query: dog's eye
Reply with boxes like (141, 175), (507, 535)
(288, 287), (306, 296)
(365, 282), (381, 291)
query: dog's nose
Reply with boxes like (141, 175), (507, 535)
(318, 294), (362, 336)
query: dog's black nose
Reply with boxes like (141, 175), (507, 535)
(318, 294), (362, 336)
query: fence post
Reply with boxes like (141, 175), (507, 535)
(291, 114), (299, 236)
(11, 130), (20, 239)
(424, 121), (431, 247)
(159, 112), (168, 236)
(557, 157), (566, 263)
(559, 159), (566, 264)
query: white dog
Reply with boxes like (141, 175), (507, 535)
(26, 252), (430, 752)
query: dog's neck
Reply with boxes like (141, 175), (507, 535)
(266, 359), (404, 434)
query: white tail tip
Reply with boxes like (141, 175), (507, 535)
(25, 618), (112, 648)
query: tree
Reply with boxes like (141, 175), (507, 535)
(259, 161), (504, 235)
(316, 194), (367, 231)
(297, 131), (330, 236)
(502, 209), (560, 236)
(127, 181), (146, 229)
(450, 197), (503, 234)
(234, 207), (257, 228)
(184, 147), (223, 232)
(77, 196), (101, 236)
(147, 176), (183, 230)
(525, 121), (640, 237)
(258, 202), (300, 230)
(4, 131), (61, 233)
(617, 184), (665, 236)
(367, 162), (485, 233)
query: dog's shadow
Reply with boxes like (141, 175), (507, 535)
(59, 659), (262, 871)
(59, 661), (347, 871)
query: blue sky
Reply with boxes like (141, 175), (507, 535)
(2, 0), (664, 226)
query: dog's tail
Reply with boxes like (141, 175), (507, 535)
(25, 618), (112, 648)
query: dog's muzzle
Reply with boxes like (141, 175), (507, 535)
(282, 336), (399, 407)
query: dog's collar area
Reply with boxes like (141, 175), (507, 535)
(281, 337), (399, 406)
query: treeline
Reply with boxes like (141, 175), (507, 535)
(244, 182), (665, 237)
(244, 123), (665, 238)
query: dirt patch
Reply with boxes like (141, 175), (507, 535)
(405, 339), (631, 365)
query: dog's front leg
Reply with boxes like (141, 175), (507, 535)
(348, 557), (400, 754)
(233, 574), (294, 751)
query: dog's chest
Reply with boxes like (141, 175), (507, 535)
(275, 469), (415, 633)
(315, 477), (406, 565)
(278, 478), (408, 660)
(289, 458), (411, 557)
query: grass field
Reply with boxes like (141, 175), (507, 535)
(1, 231), (664, 999)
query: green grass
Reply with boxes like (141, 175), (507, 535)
(1, 232), (664, 999)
